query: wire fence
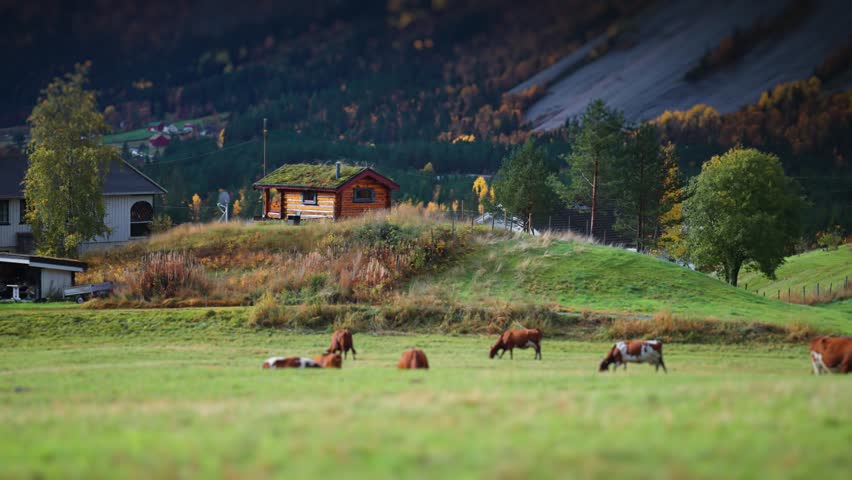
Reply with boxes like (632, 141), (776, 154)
(742, 276), (851, 305)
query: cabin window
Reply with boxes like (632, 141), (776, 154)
(130, 201), (153, 237)
(19, 199), (27, 224)
(353, 188), (375, 203)
(0, 200), (8, 225)
(302, 191), (317, 205)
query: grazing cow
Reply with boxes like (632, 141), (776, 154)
(398, 349), (429, 369)
(490, 329), (542, 360)
(810, 336), (852, 375)
(262, 357), (321, 369)
(599, 340), (667, 373)
(327, 329), (357, 360)
(313, 352), (343, 368)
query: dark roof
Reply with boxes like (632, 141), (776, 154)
(0, 253), (86, 271)
(0, 156), (166, 198)
(254, 163), (399, 191)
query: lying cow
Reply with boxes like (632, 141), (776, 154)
(327, 329), (357, 360)
(398, 348), (429, 369)
(262, 357), (321, 369)
(810, 336), (852, 375)
(313, 352), (343, 368)
(490, 328), (542, 360)
(599, 340), (667, 373)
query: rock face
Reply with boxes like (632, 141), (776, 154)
(515, 0), (852, 129)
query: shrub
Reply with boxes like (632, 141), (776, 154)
(127, 251), (208, 300)
(816, 225), (844, 250)
(150, 214), (174, 234)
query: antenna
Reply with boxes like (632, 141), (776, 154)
(262, 118), (268, 176)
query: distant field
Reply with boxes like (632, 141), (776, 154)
(738, 244), (851, 295)
(0, 317), (849, 479)
(407, 236), (852, 332)
(103, 113), (229, 145)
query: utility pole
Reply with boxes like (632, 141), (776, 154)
(262, 117), (268, 177)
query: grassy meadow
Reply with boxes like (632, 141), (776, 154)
(738, 244), (851, 302)
(1, 314), (850, 479)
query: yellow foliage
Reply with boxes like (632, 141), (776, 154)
(217, 128), (226, 148)
(189, 193), (203, 223)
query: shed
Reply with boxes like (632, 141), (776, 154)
(253, 162), (399, 220)
(0, 253), (86, 300)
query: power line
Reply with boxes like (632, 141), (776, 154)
(140, 139), (258, 166)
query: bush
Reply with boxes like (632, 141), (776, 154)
(150, 214), (174, 233)
(127, 251), (208, 300)
(816, 225), (844, 250)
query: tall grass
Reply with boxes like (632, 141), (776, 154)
(124, 251), (208, 300)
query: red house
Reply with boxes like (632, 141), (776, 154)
(149, 133), (170, 148)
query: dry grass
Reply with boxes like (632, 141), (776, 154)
(80, 205), (471, 307)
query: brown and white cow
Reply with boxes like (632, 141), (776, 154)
(313, 352), (343, 369)
(327, 329), (357, 360)
(398, 349), (429, 369)
(599, 340), (667, 373)
(489, 329), (542, 360)
(810, 336), (852, 375)
(262, 357), (322, 369)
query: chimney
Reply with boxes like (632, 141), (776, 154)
(335, 161), (341, 179)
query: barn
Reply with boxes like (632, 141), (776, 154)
(253, 162), (399, 221)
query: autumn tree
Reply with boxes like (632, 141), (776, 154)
(684, 147), (804, 286)
(472, 175), (490, 214)
(24, 63), (118, 257)
(613, 123), (667, 251)
(656, 143), (686, 259)
(554, 100), (625, 237)
(492, 139), (556, 232)
(189, 193), (203, 222)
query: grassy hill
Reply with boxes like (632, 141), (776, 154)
(404, 233), (851, 332)
(77, 211), (850, 333)
(737, 244), (851, 298)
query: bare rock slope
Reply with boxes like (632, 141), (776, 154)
(515, 0), (852, 129)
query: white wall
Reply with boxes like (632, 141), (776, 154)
(40, 268), (73, 298)
(0, 199), (31, 251)
(0, 195), (154, 251)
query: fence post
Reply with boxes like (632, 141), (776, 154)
(763, 291), (765, 297)
(816, 283), (820, 297)
(777, 289), (780, 299)
(491, 215), (495, 232)
(802, 285), (806, 301)
(527, 212), (533, 235)
(504, 211), (508, 231)
(470, 215), (474, 229)
(829, 283), (832, 295)
(548, 216), (552, 231)
(461, 201), (464, 221)
(745, 283), (747, 291)
(568, 216), (571, 231)
(451, 214), (455, 235)
(586, 220), (589, 237)
(846, 275), (848, 289)
(787, 287), (790, 301)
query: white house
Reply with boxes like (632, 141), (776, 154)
(0, 157), (166, 253)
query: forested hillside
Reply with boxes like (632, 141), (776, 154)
(2, 0), (850, 234)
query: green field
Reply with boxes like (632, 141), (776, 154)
(103, 113), (229, 145)
(1, 314), (850, 479)
(738, 244), (851, 295)
(407, 236), (852, 331)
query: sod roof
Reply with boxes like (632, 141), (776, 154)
(254, 163), (366, 189)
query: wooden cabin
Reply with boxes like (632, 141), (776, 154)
(253, 162), (399, 220)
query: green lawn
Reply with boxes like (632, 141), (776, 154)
(103, 113), (229, 145)
(1, 314), (850, 479)
(407, 238), (852, 332)
(738, 244), (851, 294)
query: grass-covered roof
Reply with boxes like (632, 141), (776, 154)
(254, 163), (366, 189)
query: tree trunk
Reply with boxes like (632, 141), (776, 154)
(728, 260), (742, 287)
(591, 157), (598, 238)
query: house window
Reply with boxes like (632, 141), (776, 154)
(0, 200), (8, 225)
(353, 188), (375, 203)
(130, 201), (153, 237)
(19, 199), (27, 224)
(302, 191), (317, 205)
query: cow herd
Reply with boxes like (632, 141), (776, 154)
(261, 328), (852, 375)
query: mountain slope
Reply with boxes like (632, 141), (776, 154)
(517, 0), (852, 128)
